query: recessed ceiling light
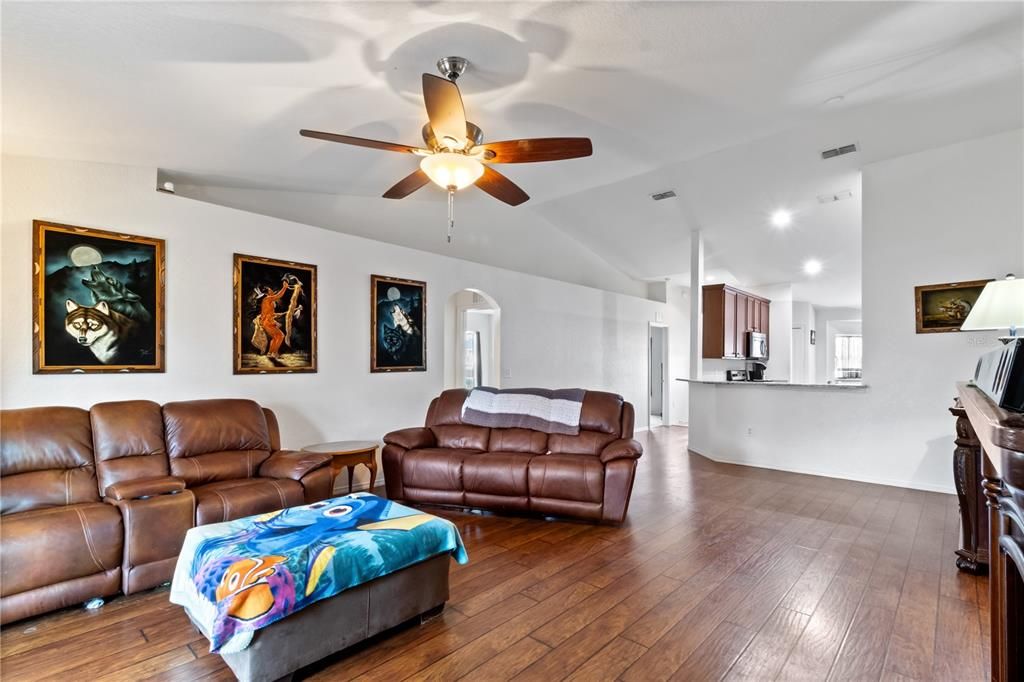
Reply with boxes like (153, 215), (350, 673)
(803, 259), (823, 276)
(770, 209), (793, 229)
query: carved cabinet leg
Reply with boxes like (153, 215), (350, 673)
(951, 400), (988, 574)
(984, 475), (1007, 681)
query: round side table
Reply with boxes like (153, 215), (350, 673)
(301, 440), (379, 494)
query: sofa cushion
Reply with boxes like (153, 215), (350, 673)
(402, 448), (479, 491)
(192, 478), (304, 525)
(430, 425), (490, 451)
(579, 392), (625, 435)
(163, 400), (272, 485)
(1, 407), (99, 514)
(463, 452), (533, 497)
(487, 428), (548, 454)
(0, 406), (94, 477)
(528, 454), (604, 503)
(91, 400), (168, 496)
(547, 431), (618, 456)
(426, 389), (470, 425)
(0, 503), (123, 596)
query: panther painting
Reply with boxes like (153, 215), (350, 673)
(33, 220), (165, 373)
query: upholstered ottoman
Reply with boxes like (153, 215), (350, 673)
(170, 494), (467, 682)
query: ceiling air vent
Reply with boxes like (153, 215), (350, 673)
(651, 190), (677, 201)
(817, 189), (854, 204)
(821, 143), (858, 160)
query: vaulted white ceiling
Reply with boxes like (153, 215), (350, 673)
(4, 1), (1022, 305)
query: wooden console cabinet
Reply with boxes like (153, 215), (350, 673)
(702, 284), (770, 359)
(950, 398), (988, 573)
(957, 383), (1024, 681)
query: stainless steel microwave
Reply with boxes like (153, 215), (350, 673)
(746, 331), (768, 360)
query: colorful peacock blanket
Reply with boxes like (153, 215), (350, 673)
(169, 493), (468, 653)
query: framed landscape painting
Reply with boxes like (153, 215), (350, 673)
(234, 253), (317, 374)
(914, 279), (993, 334)
(371, 274), (426, 372)
(33, 220), (165, 373)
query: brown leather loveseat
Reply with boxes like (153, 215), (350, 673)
(0, 398), (333, 624)
(382, 389), (642, 524)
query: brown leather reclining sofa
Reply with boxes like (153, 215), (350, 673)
(383, 389), (642, 524)
(0, 398), (333, 625)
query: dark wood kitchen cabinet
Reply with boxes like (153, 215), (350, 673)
(702, 284), (771, 359)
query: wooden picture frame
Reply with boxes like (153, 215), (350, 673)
(234, 253), (317, 374)
(914, 279), (993, 334)
(33, 220), (165, 373)
(370, 274), (426, 372)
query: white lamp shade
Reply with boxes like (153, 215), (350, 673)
(960, 276), (1024, 331)
(420, 153), (484, 190)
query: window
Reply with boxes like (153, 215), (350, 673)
(462, 331), (481, 389)
(834, 334), (863, 379)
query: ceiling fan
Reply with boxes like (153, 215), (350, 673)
(299, 57), (592, 241)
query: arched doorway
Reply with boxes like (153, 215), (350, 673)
(445, 289), (501, 390)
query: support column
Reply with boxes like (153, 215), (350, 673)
(689, 230), (704, 380)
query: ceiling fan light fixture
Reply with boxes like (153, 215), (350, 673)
(420, 152), (484, 190)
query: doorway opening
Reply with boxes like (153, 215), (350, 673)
(445, 289), (501, 390)
(649, 324), (668, 427)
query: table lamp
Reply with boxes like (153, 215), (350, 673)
(960, 274), (1024, 342)
(962, 274), (1024, 412)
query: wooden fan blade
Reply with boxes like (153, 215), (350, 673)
(476, 165), (529, 206)
(422, 74), (467, 148)
(299, 129), (423, 154)
(383, 169), (431, 200)
(477, 137), (593, 163)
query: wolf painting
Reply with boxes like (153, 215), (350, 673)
(370, 275), (426, 372)
(33, 221), (165, 373)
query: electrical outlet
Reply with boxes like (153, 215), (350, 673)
(503, 367), (512, 379)
(747, 427), (753, 436)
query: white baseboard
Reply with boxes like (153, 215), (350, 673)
(690, 449), (956, 495)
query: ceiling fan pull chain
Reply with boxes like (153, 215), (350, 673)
(447, 187), (455, 243)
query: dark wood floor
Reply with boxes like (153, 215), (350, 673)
(0, 427), (989, 681)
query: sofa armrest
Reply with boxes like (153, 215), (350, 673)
(383, 427), (436, 450)
(600, 438), (643, 464)
(260, 450), (332, 481)
(104, 475), (186, 501)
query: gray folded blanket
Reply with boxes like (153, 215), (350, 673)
(461, 387), (586, 435)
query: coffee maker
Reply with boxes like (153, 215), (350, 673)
(747, 361), (767, 381)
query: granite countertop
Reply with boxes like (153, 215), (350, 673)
(676, 378), (868, 390)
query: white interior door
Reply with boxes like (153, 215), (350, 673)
(649, 326), (665, 418)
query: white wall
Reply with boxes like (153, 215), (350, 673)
(1, 155), (665, 488)
(177, 184), (647, 298)
(667, 284), (690, 425)
(791, 301), (815, 383)
(691, 129), (1023, 492)
(749, 282), (792, 381)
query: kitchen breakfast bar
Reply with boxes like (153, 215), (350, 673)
(677, 378), (897, 489)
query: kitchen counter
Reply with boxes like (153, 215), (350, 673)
(677, 378), (867, 390)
